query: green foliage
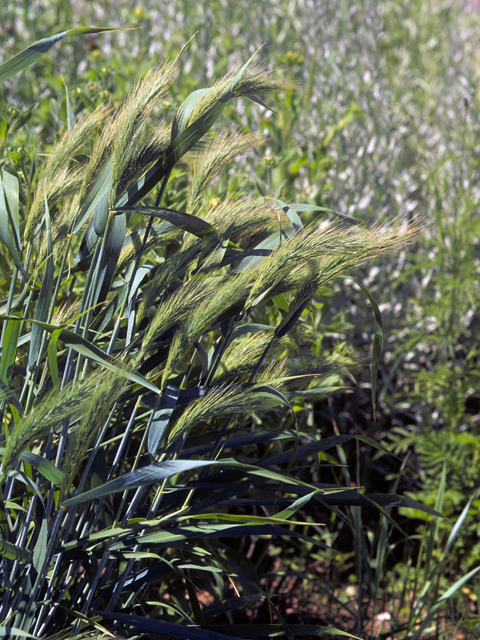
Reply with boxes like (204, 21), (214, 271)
(2, 0), (480, 636)
(0, 27), (425, 640)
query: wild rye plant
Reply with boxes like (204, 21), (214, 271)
(0, 30), (438, 639)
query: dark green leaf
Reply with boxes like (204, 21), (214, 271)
(269, 198), (303, 231)
(202, 624), (361, 638)
(72, 161), (112, 235)
(0, 313), (21, 384)
(93, 611), (244, 640)
(0, 175), (25, 276)
(32, 518), (48, 573)
(2, 170), (20, 248)
(351, 279), (383, 415)
(114, 206), (217, 238)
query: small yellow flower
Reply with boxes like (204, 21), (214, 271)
(134, 7), (145, 18)
(208, 197), (221, 209)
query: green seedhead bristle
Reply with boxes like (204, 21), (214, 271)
(251, 220), (417, 303)
(211, 330), (280, 383)
(138, 246), (207, 326)
(116, 220), (183, 276)
(206, 197), (281, 246)
(25, 105), (110, 240)
(167, 384), (265, 442)
(114, 126), (171, 200)
(256, 354), (336, 389)
(1, 373), (103, 479)
(187, 63), (284, 126)
(110, 65), (175, 203)
(61, 371), (126, 494)
(142, 277), (210, 348)
(50, 296), (81, 326)
(187, 130), (262, 215)
(162, 270), (253, 384)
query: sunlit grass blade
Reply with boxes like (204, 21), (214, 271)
(0, 538), (32, 564)
(0, 314), (159, 393)
(147, 386), (180, 457)
(19, 451), (64, 485)
(61, 460), (215, 506)
(0, 27), (118, 83)
(0, 175), (26, 277)
(1, 170), (20, 248)
(28, 196), (54, 371)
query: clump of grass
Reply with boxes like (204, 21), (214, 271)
(0, 29), (435, 640)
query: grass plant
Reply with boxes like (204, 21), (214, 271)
(0, 28), (437, 640)
(2, 0), (480, 636)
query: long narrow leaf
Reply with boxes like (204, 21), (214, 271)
(93, 611), (244, 640)
(28, 196), (54, 370)
(19, 451), (64, 485)
(0, 314), (159, 393)
(114, 205), (217, 238)
(61, 459), (214, 506)
(147, 386), (180, 456)
(351, 278), (383, 415)
(0, 27), (118, 83)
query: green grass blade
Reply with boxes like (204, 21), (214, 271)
(0, 313), (21, 384)
(114, 205), (217, 238)
(1, 170), (20, 248)
(28, 196), (54, 370)
(0, 27), (118, 83)
(47, 329), (61, 390)
(64, 82), (74, 130)
(94, 210), (126, 302)
(444, 487), (480, 558)
(147, 386), (180, 457)
(0, 628), (40, 638)
(72, 161), (112, 235)
(0, 314), (159, 393)
(19, 451), (64, 485)
(0, 538), (32, 564)
(92, 611), (244, 640)
(406, 566), (480, 640)
(32, 518), (48, 573)
(350, 279), (383, 415)
(171, 88), (210, 139)
(425, 461), (446, 578)
(202, 625), (362, 638)
(0, 378), (23, 420)
(288, 202), (360, 225)
(61, 460), (214, 506)
(269, 198), (303, 231)
(0, 176), (26, 277)
(234, 229), (293, 273)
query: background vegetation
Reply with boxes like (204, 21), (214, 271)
(1, 0), (480, 638)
